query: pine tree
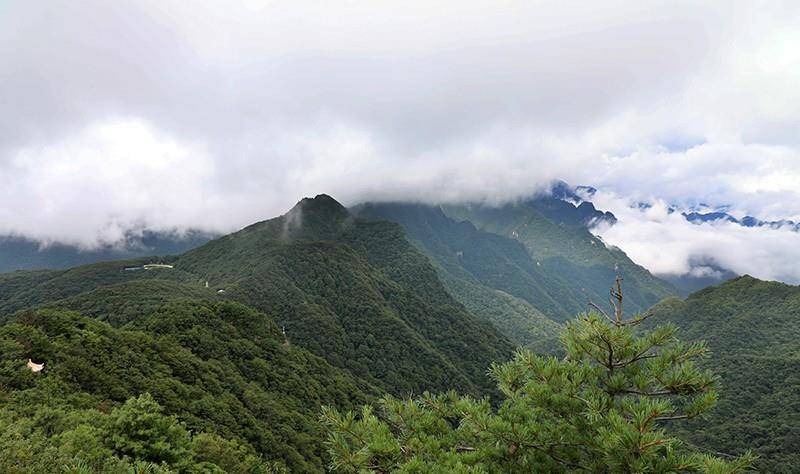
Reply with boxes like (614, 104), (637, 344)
(321, 278), (754, 473)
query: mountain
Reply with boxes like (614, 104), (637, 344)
(174, 194), (513, 396)
(546, 180), (617, 226)
(683, 210), (800, 232)
(0, 300), (370, 472)
(442, 189), (677, 321)
(658, 259), (740, 297)
(2, 193), (794, 471)
(650, 276), (800, 472)
(0, 195), (513, 399)
(0, 230), (215, 273)
(354, 202), (562, 351)
(0, 194), (519, 470)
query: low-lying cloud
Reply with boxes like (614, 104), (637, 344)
(590, 191), (800, 284)
(2, 0), (800, 281)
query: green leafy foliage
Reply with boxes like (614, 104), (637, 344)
(650, 275), (800, 472)
(0, 302), (370, 472)
(0, 390), (282, 473)
(322, 310), (754, 473)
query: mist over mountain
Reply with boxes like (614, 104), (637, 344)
(1, 193), (796, 471)
(0, 230), (216, 273)
(3, 1), (800, 288)
(3, 2), (799, 471)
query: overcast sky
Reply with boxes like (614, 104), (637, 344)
(2, 1), (800, 281)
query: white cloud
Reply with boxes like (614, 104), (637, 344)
(590, 190), (800, 284)
(1, 0), (800, 282)
(1, 119), (217, 246)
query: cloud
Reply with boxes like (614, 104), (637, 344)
(590, 191), (800, 284)
(0, 119), (217, 246)
(1, 0), (800, 282)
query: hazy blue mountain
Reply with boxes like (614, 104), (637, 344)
(683, 210), (800, 231)
(538, 180), (617, 226)
(0, 230), (216, 272)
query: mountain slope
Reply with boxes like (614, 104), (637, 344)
(0, 259), (199, 318)
(0, 300), (370, 472)
(650, 276), (800, 472)
(175, 195), (513, 396)
(444, 195), (676, 320)
(1, 195), (513, 399)
(354, 202), (562, 350)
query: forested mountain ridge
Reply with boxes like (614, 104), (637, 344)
(443, 192), (677, 320)
(354, 202), (563, 349)
(175, 194), (513, 396)
(650, 276), (800, 472)
(3, 193), (788, 472)
(0, 194), (518, 471)
(0, 195), (514, 399)
(0, 300), (372, 472)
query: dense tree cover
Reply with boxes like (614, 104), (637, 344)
(444, 198), (676, 320)
(0, 302), (371, 472)
(650, 276), (800, 472)
(323, 305), (754, 473)
(176, 195), (513, 396)
(44, 280), (215, 327)
(0, 196), (514, 399)
(355, 203), (564, 348)
(0, 391), (281, 473)
(1, 194), (792, 472)
(0, 260), (200, 318)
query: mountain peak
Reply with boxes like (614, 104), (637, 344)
(283, 194), (352, 240)
(292, 194), (347, 214)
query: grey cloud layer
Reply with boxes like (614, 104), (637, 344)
(2, 0), (800, 280)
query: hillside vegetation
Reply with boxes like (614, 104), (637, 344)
(0, 196), (513, 399)
(650, 276), (800, 472)
(323, 305), (753, 472)
(444, 196), (676, 320)
(355, 202), (563, 350)
(172, 195), (513, 396)
(0, 301), (370, 472)
(2, 193), (792, 472)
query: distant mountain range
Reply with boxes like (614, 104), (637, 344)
(0, 180), (729, 297)
(0, 230), (217, 273)
(682, 210), (800, 231)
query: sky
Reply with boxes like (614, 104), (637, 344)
(2, 0), (800, 281)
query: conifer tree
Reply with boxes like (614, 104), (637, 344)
(321, 278), (754, 473)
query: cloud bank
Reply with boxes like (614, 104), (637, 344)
(590, 191), (800, 284)
(2, 0), (800, 280)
